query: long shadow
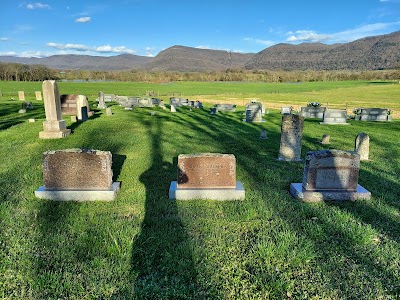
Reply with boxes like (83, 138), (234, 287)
(130, 117), (198, 298)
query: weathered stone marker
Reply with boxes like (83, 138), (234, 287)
(169, 153), (245, 200)
(278, 114), (304, 161)
(39, 80), (71, 139)
(290, 149), (371, 201)
(76, 96), (89, 121)
(170, 105), (176, 112)
(260, 130), (267, 140)
(321, 109), (349, 125)
(35, 91), (42, 100)
(35, 149), (120, 201)
(18, 91), (25, 101)
(60, 94), (92, 116)
(281, 106), (292, 115)
(245, 103), (263, 122)
(106, 107), (112, 116)
(215, 103), (236, 112)
(320, 134), (330, 145)
(97, 91), (107, 109)
(354, 132), (369, 161)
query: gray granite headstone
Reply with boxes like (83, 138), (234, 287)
(358, 108), (390, 121)
(278, 115), (304, 161)
(290, 149), (371, 201)
(300, 107), (326, 119)
(260, 130), (267, 140)
(245, 103), (263, 122)
(281, 106), (292, 115)
(97, 91), (107, 109)
(321, 109), (349, 125)
(354, 132), (369, 161)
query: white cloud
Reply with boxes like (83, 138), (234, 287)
(26, 3), (50, 10)
(286, 30), (330, 43)
(145, 47), (155, 57)
(19, 51), (44, 58)
(46, 42), (136, 54)
(0, 51), (17, 56)
(47, 42), (90, 51)
(95, 45), (135, 54)
(75, 17), (91, 23)
(285, 21), (400, 44)
(244, 37), (275, 47)
(0, 37), (9, 41)
(196, 45), (210, 49)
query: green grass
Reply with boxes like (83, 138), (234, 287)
(0, 81), (399, 299)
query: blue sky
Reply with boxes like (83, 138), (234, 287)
(1, 0), (400, 58)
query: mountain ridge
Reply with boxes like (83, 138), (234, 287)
(1, 31), (399, 71)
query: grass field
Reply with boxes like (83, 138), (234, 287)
(0, 80), (399, 299)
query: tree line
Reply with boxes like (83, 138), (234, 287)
(1, 62), (399, 83)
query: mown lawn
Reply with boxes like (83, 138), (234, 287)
(0, 81), (399, 299)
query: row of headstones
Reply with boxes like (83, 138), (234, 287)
(280, 106), (392, 122)
(16, 91), (42, 101)
(34, 146), (370, 202)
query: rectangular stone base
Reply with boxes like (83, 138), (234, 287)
(320, 122), (350, 125)
(290, 183), (371, 202)
(35, 182), (120, 201)
(169, 181), (245, 200)
(39, 129), (71, 139)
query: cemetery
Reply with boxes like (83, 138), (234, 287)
(0, 80), (399, 299)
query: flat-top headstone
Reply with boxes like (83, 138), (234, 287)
(106, 107), (112, 116)
(321, 109), (349, 125)
(35, 91), (42, 100)
(42, 149), (113, 190)
(302, 150), (359, 191)
(278, 114), (304, 161)
(216, 104), (236, 112)
(170, 105), (176, 112)
(177, 153), (236, 189)
(281, 106), (292, 115)
(354, 132), (369, 161)
(18, 91), (25, 101)
(290, 149), (370, 201)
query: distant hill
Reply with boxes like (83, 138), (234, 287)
(245, 31), (400, 70)
(1, 31), (399, 71)
(144, 45), (255, 72)
(0, 54), (153, 71)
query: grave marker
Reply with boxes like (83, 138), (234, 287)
(39, 80), (71, 139)
(320, 134), (330, 145)
(18, 91), (25, 101)
(321, 109), (349, 125)
(35, 149), (120, 201)
(35, 91), (42, 100)
(278, 115), (304, 161)
(169, 153), (245, 200)
(354, 132), (369, 161)
(97, 91), (107, 109)
(290, 149), (371, 201)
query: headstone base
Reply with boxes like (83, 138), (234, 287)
(242, 119), (266, 123)
(39, 129), (71, 139)
(169, 181), (245, 200)
(320, 122), (350, 125)
(289, 183), (371, 202)
(35, 182), (120, 201)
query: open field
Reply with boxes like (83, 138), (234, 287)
(1, 80), (399, 117)
(0, 81), (399, 299)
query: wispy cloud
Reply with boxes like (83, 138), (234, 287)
(75, 17), (91, 23)
(0, 37), (9, 41)
(0, 51), (17, 56)
(244, 37), (275, 47)
(145, 47), (155, 57)
(46, 42), (136, 54)
(286, 30), (330, 43)
(285, 21), (400, 44)
(26, 3), (50, 10)
(13, 24), (32, 34)
(196, 45), (210, 49)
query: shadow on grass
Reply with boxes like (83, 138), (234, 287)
(0, 101), (45, 130)
(129, 116), (200, 298)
